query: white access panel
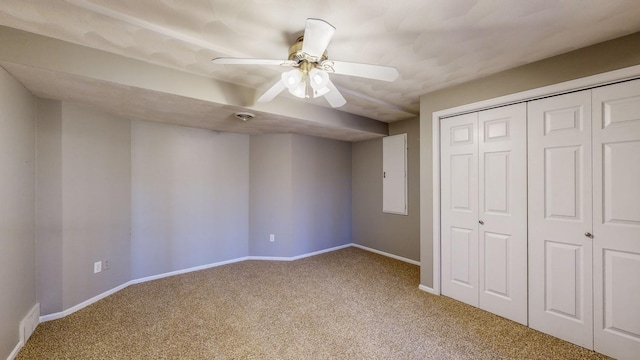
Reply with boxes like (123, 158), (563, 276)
(528, 90), (594, 349)
(383, 133), (407, 215)
(592, 79), (640, 360)
(478, 103), (528, 325)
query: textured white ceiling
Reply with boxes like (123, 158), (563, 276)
(1, 0), (640, 137)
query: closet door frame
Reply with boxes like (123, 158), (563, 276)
(427, 64), (640, 296)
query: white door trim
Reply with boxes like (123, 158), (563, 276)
(429, 64), (640, 295)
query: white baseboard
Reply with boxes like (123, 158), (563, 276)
(40, 282), (130, 322)
(40, 256), (249, 322)
(248, 243), (352, 262)
(8, 303), (41, 360)
(39, 244), (352, 323)
(16, 244), (424, 358)
(352, 244), (420, 266)
(246, 256), (291, 261)
(19, 303), (39, 344)
(129, 256), (249, 285)
(39, 243), (412, 323)
(290, 244), (352, 260)
(6, 340), (22, 360)
(418, 284), (436, 295)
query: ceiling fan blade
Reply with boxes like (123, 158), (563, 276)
(301, 18), (336, 60)
(321, 60), (399, 82)
(212, 57), (297, 67)
(324, 79), (346, 108)
(257, 80), (287, 103)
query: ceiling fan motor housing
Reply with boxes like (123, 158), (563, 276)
(288, 36), (328, 65)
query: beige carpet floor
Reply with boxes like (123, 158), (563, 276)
(17, 247), (610, 359)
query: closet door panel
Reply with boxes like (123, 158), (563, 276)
(528, 90), (593, 349)
(441, 113), (479, 307)
(478, 103), (528, 325)
(592, 79), (640, 360)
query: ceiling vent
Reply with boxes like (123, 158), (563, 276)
(233, 112), (255, 121)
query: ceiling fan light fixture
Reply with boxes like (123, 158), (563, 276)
(281, 69), (306, 98)
(289, 81), (307, 98)
(309, 68), (329, 88)
(282, 69), (302, 89)
(309, 68), (330, 98)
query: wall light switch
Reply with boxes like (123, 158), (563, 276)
(269, 234), (275, 242)
(94, 261), (102, 273)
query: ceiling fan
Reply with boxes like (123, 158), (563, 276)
(211, 18), (399, 108)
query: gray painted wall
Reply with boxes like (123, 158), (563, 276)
(36, 99), (63, 315)
(131, 120), (249, 278)
(352, 117), (420, 262)
(60, 103), (132, 310)
(35, 102), (132, 314)
(249, 134), (294, 256)
(0, 67), (36, 359)
(420, 31), (640, 288)
(249, 134), (352, 257)
(291, 135), (352, 256)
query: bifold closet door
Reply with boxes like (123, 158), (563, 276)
(528, 90), (593, 349)
(592, 79), (640, 360)
(441, 104), (527, 325)
(477, 103), (528, 325)
(441, 112), (479, 307)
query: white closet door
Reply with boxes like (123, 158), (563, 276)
(441, 112), (479, 307)
(478, 103), (528, 325)
(528, 90), (594, 349)
(592, 79), (640, 360)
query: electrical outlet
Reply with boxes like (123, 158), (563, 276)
(103, 259), (110, 271)
(93, 261), (102, 274)
(269, 234), (275, 242)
